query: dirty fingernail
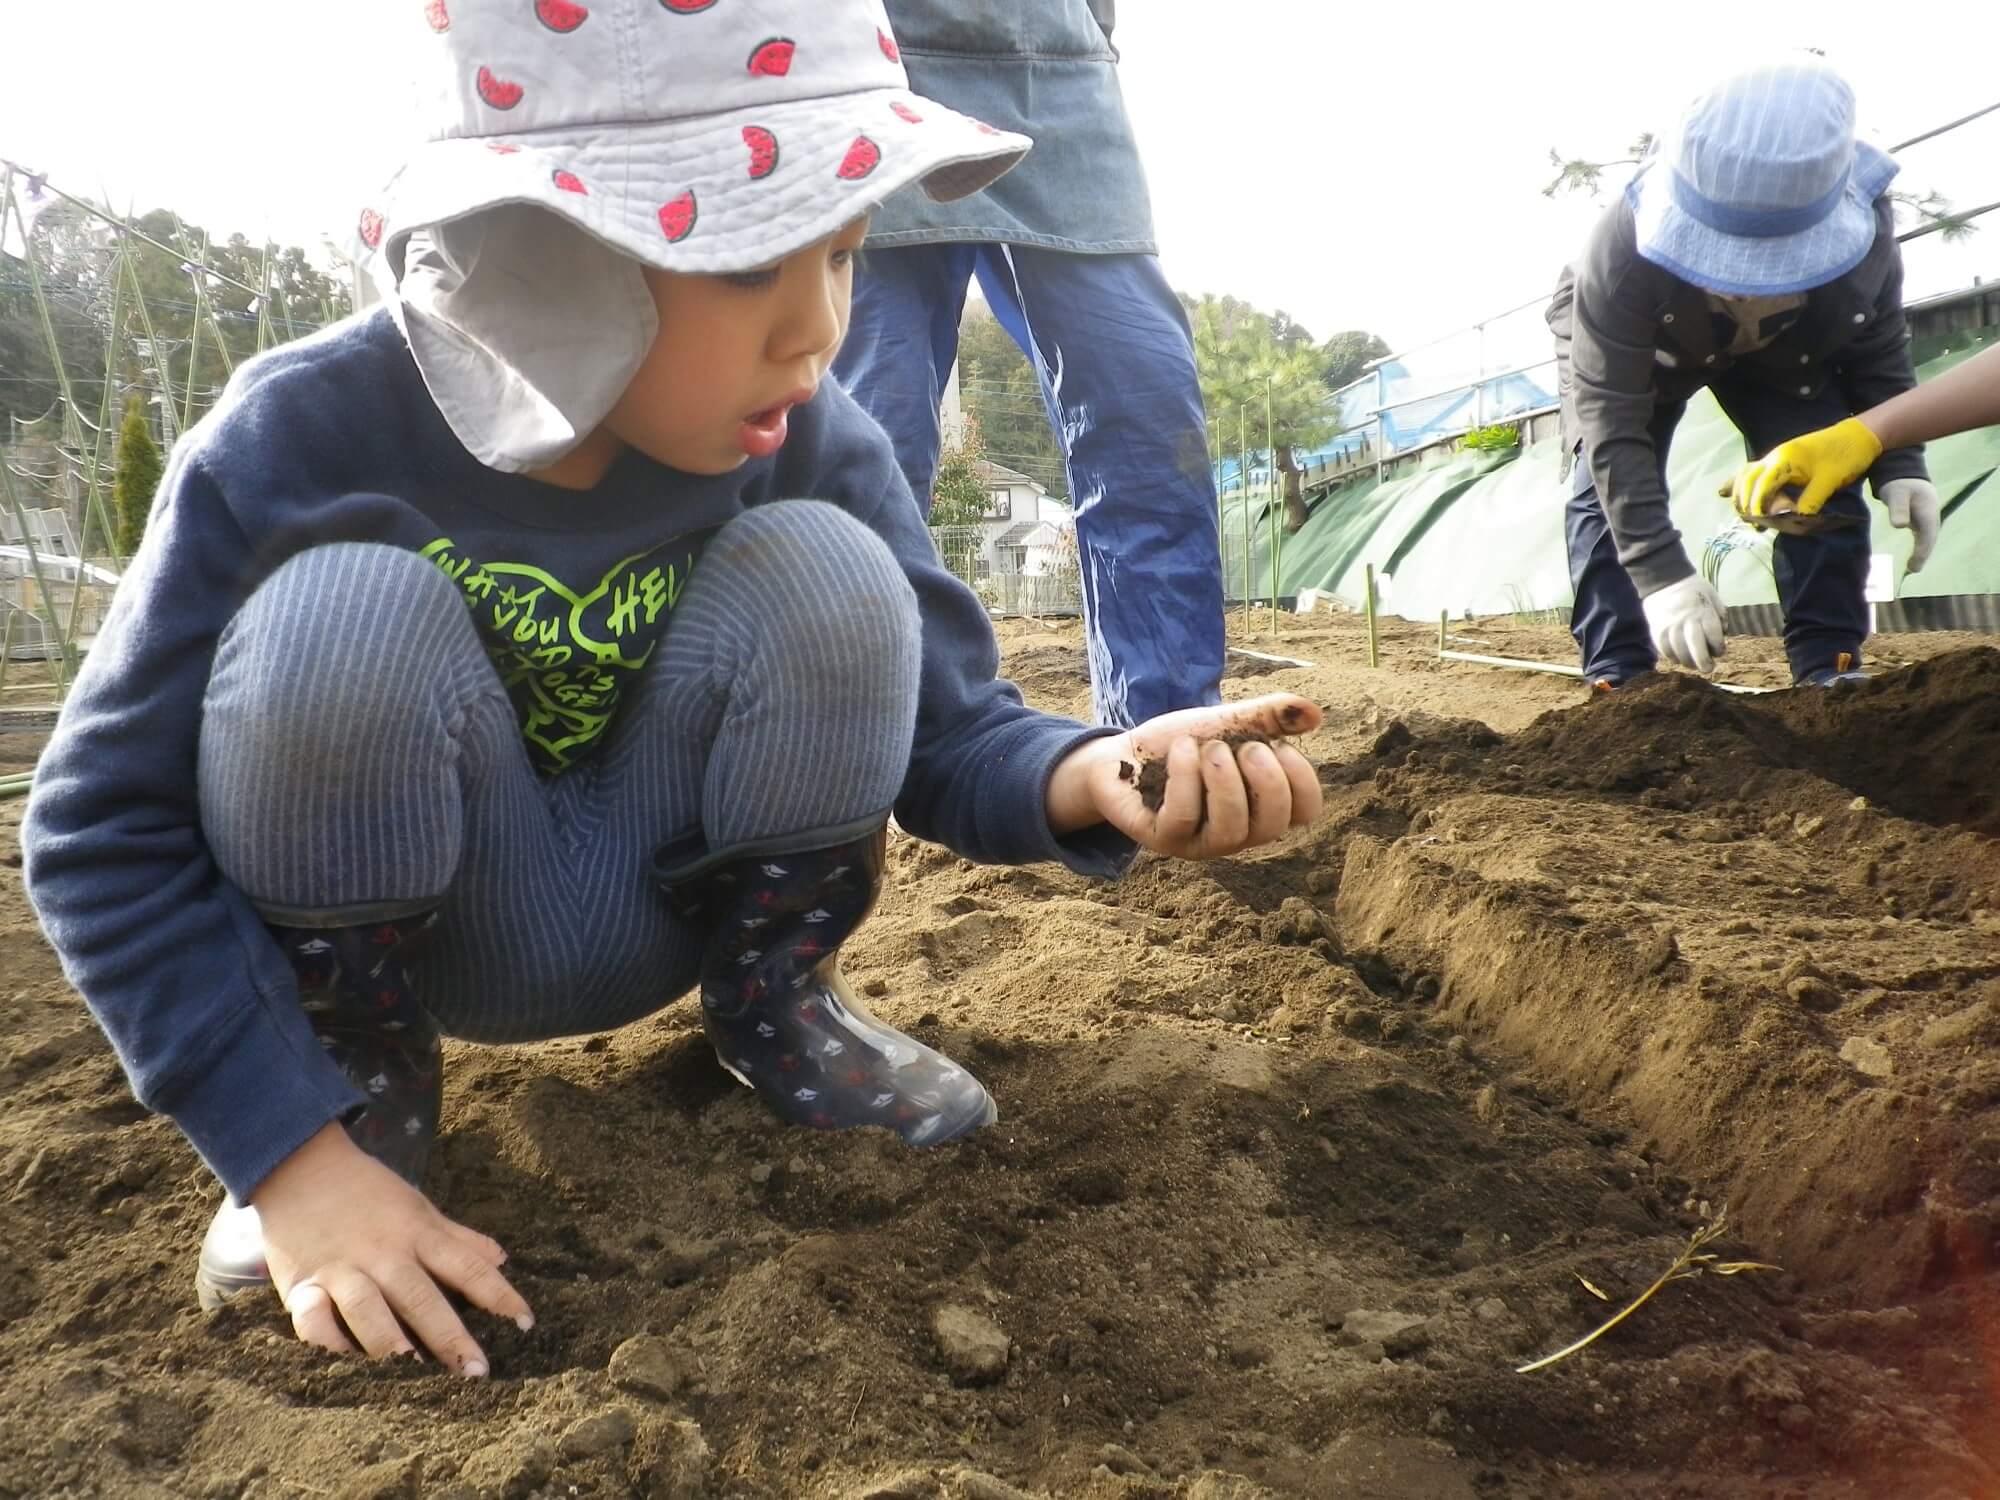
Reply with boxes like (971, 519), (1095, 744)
(1280, 704), (1307, 729)
(461, 1358), (489, 1378)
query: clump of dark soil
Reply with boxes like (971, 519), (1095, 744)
(1414, 647), (2000, 837)
(1122, 732), (1278, 813)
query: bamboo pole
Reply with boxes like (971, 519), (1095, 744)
(57, 240), (129, 664)
(1439, 650), (1581, 678)
(123, 252), (179, 449)
(0, 606), (18, 700)
(1237, 406), (1250, 635)
(0, 160), (263, 297)
(0, 463), (75, 695)
(171, 215), (236, 380)
(20, 213), (116, 661)
(256, 245), (276, 354)
(1212, 420), (1225, 614)
(1266, 379), (1279, 637)
(179, 302), (204, 434)
(84, 239), (130, 568)
(1364, 563), (1380, 669)
(20, 225), (87, 453)
(275, 284), (300, 342)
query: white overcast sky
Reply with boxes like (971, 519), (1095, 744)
(4, 0), (1994, 373)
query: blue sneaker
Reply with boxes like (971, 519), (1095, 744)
(1799, 667), (1870, 687)
(1798, 652), (1869, 688)
(1588, 669), (1653, 696)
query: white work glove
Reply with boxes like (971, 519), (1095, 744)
(1875, 478), (1940, 574)
(1641, 576), (1728, 674)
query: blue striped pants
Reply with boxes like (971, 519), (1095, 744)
(196, 501), (921, 1042)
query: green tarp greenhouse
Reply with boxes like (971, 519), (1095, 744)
(1227, 326), (2000, 619)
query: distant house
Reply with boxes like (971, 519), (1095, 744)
(0, 501), (117, 658)
(966, 459), (1071, 579)
(932, 360), (1080, 611)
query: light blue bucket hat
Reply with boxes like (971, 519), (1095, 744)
(1627, 59), (1900, 296)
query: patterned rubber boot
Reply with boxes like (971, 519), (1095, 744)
(195, 912), (443, 1310)
(663, 822), (997, 1148)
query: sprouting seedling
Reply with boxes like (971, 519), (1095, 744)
(1515, 1215), (1779, 1375)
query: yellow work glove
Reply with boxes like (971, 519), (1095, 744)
(1720, 417), (1884, 524)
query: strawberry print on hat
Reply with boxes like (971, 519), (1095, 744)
(890, 102), (921, 124)
(837, 136), (881, 180)
(358, 208), (385, 249)
(877, 28), (899, 62)
(534, 0), (588, 32)
(658, 0), (715, 10)
(476, 65), (525, 109)
(552, 169), (588, 194)
(424, 0), (449, 32)
(658, 190), (698, 242)
(742, 126), (780, 180)
(747, 38), (795, 77)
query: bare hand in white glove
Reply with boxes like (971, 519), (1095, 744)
(1876, 478), (1940, 573)
(1641, 576), (1727, 673)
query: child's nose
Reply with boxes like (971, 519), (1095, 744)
(771, 269), (843, 362)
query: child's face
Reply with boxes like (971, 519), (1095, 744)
(603, 217), (869, 475)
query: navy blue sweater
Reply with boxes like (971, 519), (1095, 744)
(23, 309), (1129, 1200)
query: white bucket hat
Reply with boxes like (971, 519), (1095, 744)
(1627, 59), (1898, 298)
(353, 0), (1029, 470)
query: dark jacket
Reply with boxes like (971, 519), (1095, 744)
(1548, 194), (1926, 594)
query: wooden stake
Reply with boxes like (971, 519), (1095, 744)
(1364, 564), (1380, 669)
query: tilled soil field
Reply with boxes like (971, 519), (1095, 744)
(3, 612), (1997, 1499)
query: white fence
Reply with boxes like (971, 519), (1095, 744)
(929, 523), (1082, 615)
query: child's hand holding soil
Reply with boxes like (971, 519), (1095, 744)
(1046, 694), (1322, 857)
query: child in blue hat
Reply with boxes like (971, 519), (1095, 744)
(1550, 58), (1938, 688)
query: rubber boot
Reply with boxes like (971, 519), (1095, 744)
(661, 819), (997, 1147)
(195, 912), (443, 1310)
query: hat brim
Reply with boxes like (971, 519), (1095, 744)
(1627, 140), (1899, 296)
(355, 86), (1027, 283)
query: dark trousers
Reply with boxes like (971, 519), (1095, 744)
(1566, 374), (1872, 684)
(834, 243), (1224, 728)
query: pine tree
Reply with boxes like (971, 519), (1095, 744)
(112, 401), (163, 559)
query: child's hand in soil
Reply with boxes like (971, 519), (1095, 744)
(1047, 694), (1322, 857)
(252, 1121), (533, 1374)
